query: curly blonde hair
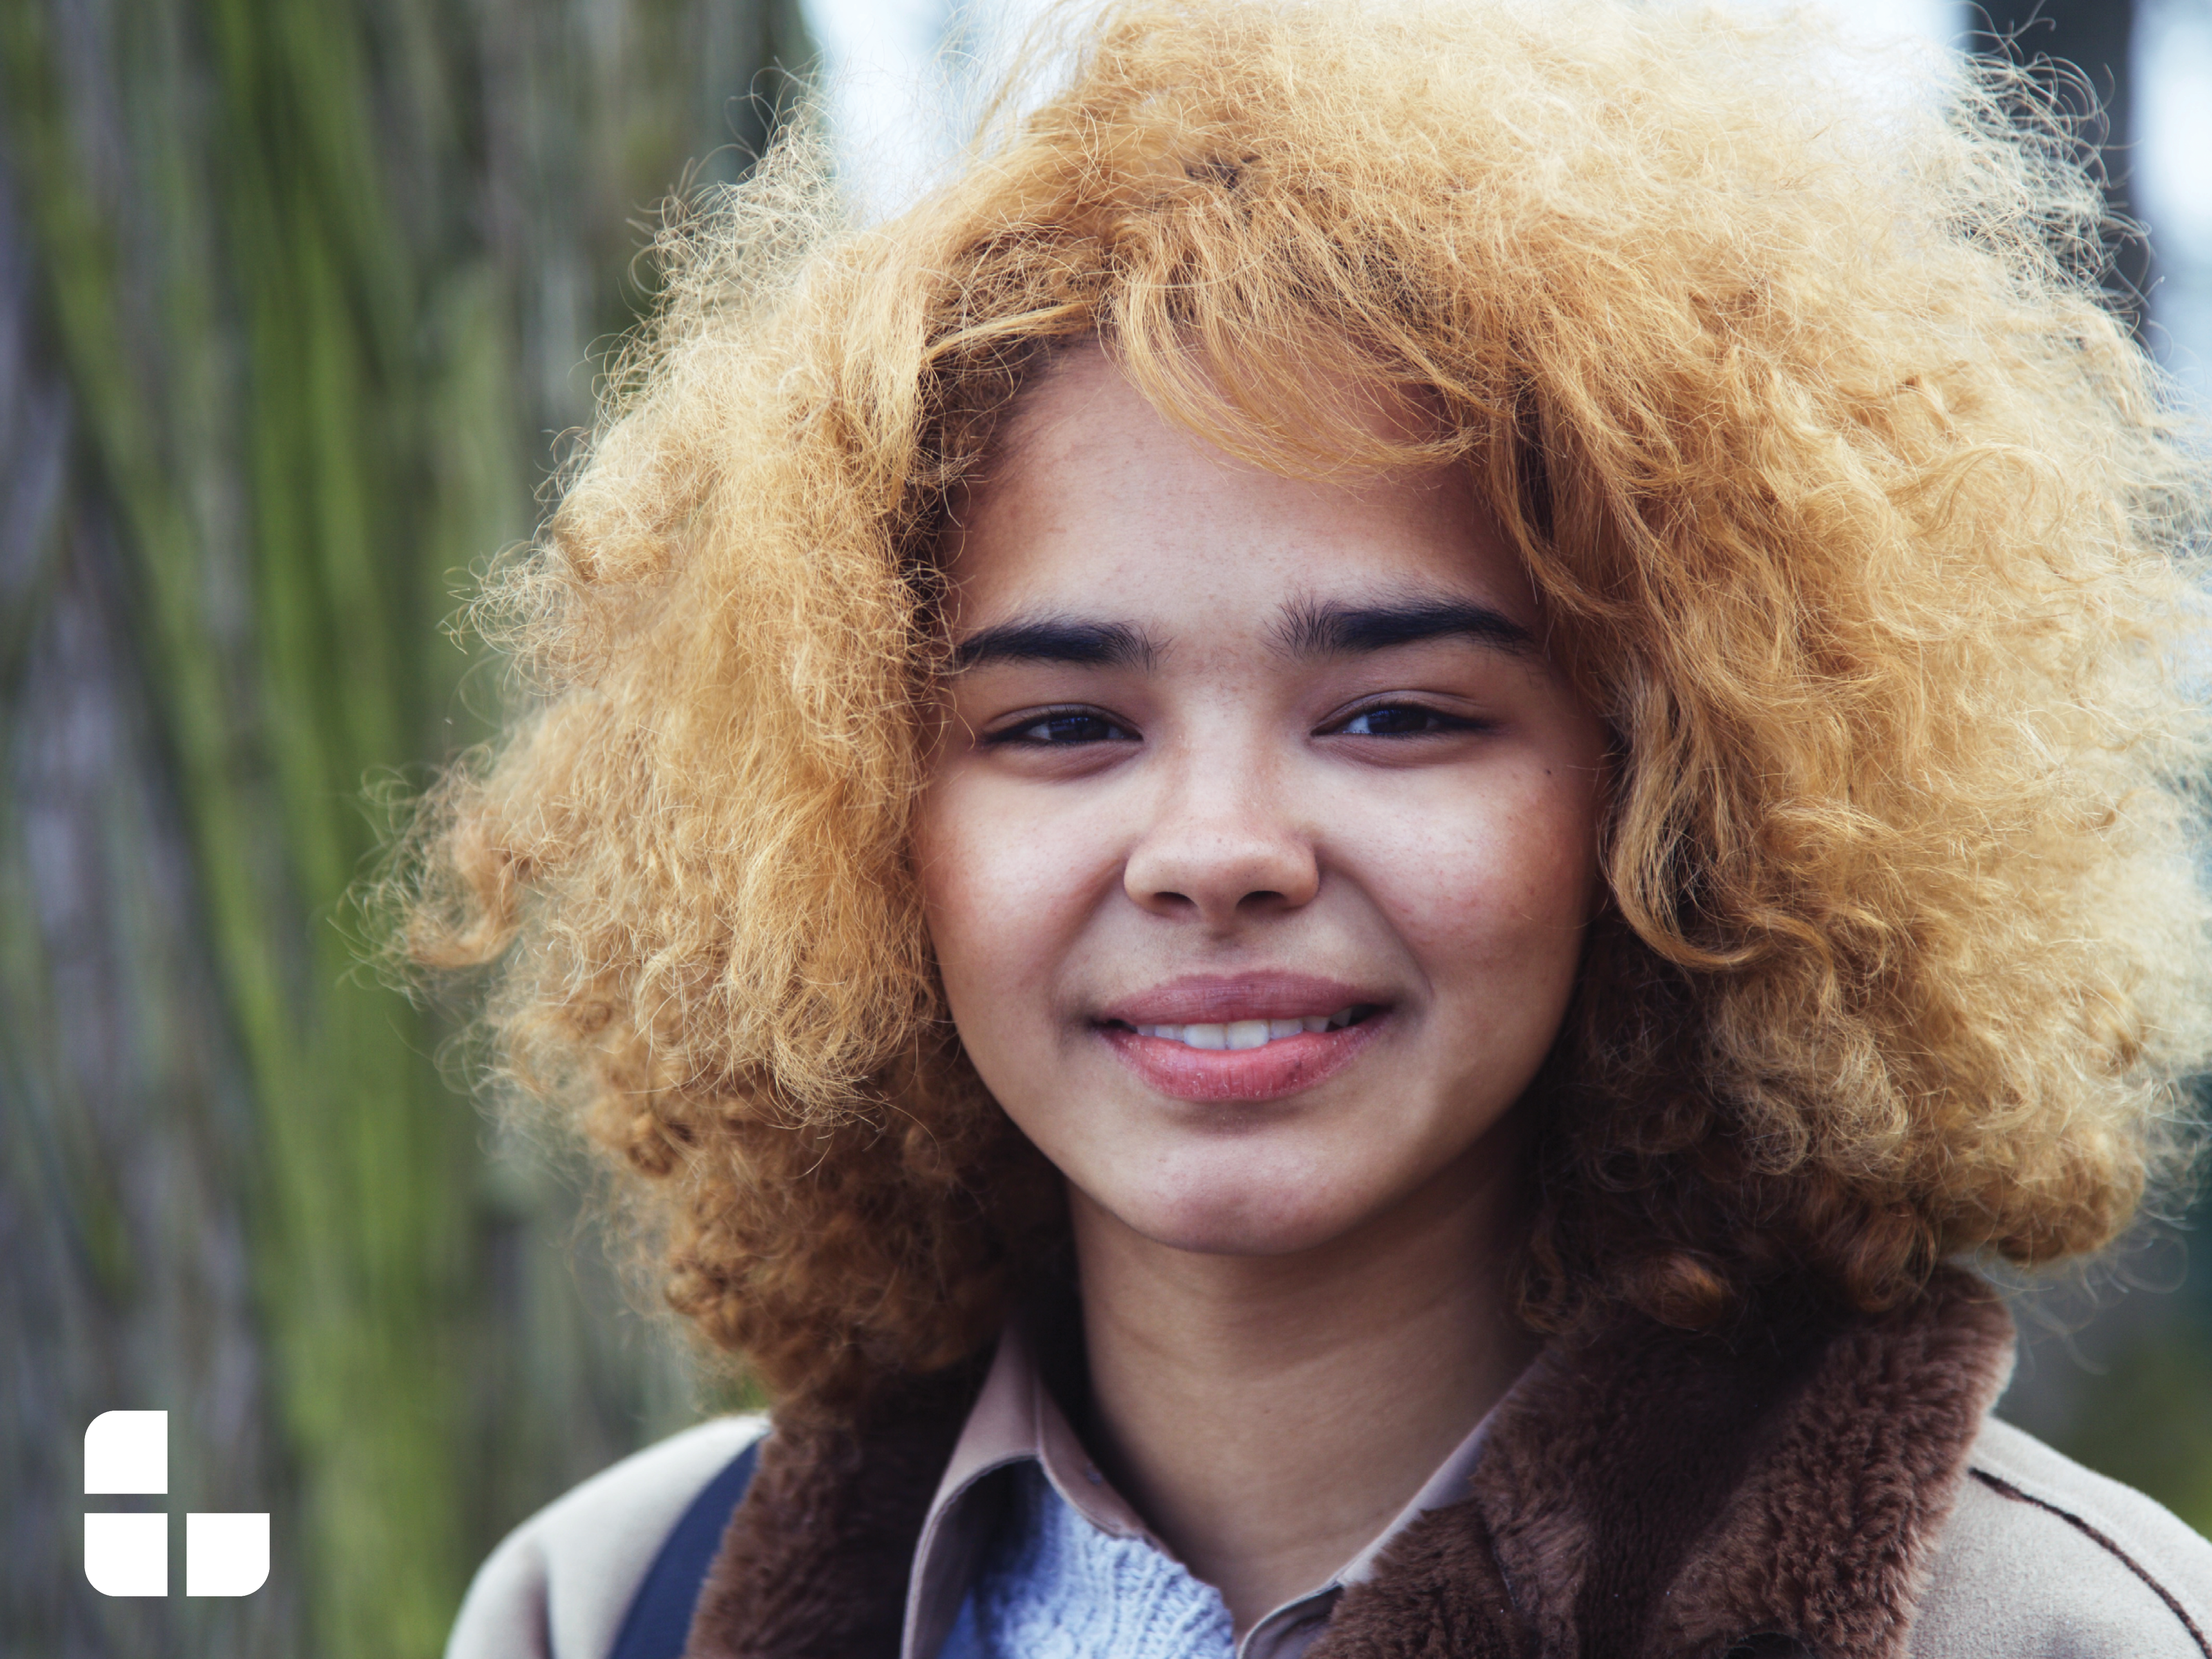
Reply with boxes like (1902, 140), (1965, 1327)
(391, 0), (2212, 1416)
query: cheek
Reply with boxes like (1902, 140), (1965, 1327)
(913, 788), (1005, 1009)
(1363, 764), (1601, 1003)
(912, 779), (1101, 1044)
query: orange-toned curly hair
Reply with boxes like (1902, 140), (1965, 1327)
(387, 0), (2212, 1417)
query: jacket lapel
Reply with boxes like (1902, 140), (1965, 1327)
(683, 1366), (979, 1659)
(1313, 1270), (2014, 1659)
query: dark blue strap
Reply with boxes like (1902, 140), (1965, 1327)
(608, 1440), (761, 1659)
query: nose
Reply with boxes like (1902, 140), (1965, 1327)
(1122, 750), (1321, 927)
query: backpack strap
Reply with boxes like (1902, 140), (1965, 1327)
(608, 1440), (761, 1659)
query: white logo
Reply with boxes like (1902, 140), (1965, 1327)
(82, 1412), (270, 1597)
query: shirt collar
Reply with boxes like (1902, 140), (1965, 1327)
(900, 1322), (1509, 1659)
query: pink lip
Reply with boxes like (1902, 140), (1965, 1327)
(1094, 973), (1389, 1104)
(1098, 973), (1377, 1025)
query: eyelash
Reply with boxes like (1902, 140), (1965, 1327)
(984, 700), (1488, 747)
(1328, 702), (1488, 738)
(985, 707), (1140, 747)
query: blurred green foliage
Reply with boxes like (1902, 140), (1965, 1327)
(0, 0), (803, 1653)
(2000, 1228), (2212, 1538)
(2064, 1322), (2212, 1533)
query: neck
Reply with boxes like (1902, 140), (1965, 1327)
(1068, 1132), (1537, 1635)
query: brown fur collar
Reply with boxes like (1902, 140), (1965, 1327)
(685, 1271), (2014, 1659)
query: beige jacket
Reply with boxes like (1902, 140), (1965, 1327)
(449, 1287), (2212, 1658)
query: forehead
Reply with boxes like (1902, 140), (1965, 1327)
(945, 347), (1530, 626)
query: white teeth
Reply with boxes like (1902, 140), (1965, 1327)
(1133, 1008), (1362, 1049)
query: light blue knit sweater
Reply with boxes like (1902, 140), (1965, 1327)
(939, 1461), (1237, 1659)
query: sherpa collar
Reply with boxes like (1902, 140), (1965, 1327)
(684, 1271), (2015, 1659)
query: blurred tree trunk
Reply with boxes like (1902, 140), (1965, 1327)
(0, 1), (806, 1654)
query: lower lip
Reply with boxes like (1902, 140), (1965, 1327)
(1098, 1017), (1387, 1103)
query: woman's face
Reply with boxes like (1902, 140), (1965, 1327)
(915, 349), (1610, 1258)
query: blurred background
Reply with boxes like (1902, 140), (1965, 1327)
(2, 1), (2207, 1654)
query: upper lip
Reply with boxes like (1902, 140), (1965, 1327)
(1096, 973), (1385, 1026)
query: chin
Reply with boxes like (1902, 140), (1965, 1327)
(1111, 1159), (1371, 1258)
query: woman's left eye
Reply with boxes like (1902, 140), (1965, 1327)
(1332, 703), (1478, 737)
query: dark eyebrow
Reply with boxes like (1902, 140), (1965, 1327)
(949, 615), (1160, 671)
(1274, 595), (1537, 658)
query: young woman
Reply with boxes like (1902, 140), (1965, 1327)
(415, 2), (2212, 1654)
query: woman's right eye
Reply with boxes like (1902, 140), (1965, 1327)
(989, 709), (1139, 746)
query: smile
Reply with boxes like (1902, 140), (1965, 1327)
(1124, 1006), (1374, 1050)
